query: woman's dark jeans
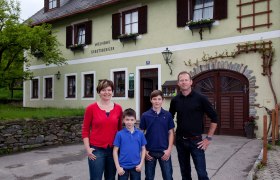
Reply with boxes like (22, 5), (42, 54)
(176, 137), (209, 180)
(88, 145), (116, 180)
(118, 168), (141, 180)
(145, 151), (173, 180)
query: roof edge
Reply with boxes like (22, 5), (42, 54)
(31, 0), (122, 26)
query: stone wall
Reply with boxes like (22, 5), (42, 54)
(0, 117), (83, 155)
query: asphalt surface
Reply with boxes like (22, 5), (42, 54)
(0, 135), (262, 180)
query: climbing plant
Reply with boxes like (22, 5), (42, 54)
(184, 41), (277, 104)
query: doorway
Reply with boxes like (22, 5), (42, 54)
(192, 70), (249, 136)
(139, 68), (158, 115)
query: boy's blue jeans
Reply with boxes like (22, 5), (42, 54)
(145, 151), (173, 180)
(118, 168), (141, 180)
(176, 136), (209, 180)
(88, 145), (116, 180)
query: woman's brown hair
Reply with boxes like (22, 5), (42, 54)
(96, 79), (114, 93)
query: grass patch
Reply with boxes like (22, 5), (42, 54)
(0, 104), (84, 121)
(256, 162), (265, 170)
(267, 143), (273, 150)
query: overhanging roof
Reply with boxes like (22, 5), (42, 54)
(29, 0), (122, 26)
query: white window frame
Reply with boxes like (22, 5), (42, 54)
(123, 11), (139, 35)
(43, 75), (54, 100)
(81, 71), (96, 100)
(30, 77), (40, 101)
(118, 4), (141, 35)
(135, 64), (161, 120)
(110, 68), (128, 100)
(49, 0), (57, 9)
(193, 0), (214, 21)
(70, 19), (89, 46)
(64, 73), (77, 100)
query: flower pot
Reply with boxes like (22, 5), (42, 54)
(244, 122), (255, 139)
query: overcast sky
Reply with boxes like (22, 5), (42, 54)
(18, 0), (44, 21)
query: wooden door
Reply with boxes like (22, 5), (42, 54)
(140, 68), (158, 115)
(193, 70), (249, 136)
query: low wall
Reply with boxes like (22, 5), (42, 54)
(0, 117), (83, 155)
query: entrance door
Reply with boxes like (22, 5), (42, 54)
(192, 70), (249, 136)
(140, 68), (158, 115)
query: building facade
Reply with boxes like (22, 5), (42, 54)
(25, 0), (280, 137)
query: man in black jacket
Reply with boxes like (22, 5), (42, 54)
(169, 71), (218, 180)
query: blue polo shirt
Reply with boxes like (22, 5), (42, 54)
(140, 108), (175, 152)
(113, 127), (147, 169)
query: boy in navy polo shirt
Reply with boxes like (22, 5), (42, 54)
(140, 90), (175, 180)
(113, 108), (147, 180)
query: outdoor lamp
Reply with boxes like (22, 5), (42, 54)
(161, 48), (173, 75)
(55, 71), (61, 80)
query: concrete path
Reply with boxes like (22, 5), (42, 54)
(0, 135), (262, 180)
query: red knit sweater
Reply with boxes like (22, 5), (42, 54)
(82, 102), (123, 148)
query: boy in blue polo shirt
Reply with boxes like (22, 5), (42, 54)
(113, 108), (147, 180)
(140, 90), (175, 180)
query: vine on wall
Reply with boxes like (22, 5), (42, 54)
(184, 41), (277, 104)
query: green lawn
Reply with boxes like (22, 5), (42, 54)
(0, 104), (84, 121)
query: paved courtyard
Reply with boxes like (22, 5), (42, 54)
(0, 135), (262, 180)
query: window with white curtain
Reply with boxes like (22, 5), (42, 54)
(193, 0), (214, 21)
(124, 11), (138, 34)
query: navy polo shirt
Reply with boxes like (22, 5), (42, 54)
(140, 108), (175, 152)
(113, 127), (147, 169)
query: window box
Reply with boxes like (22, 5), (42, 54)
(118, 33), (139, 46)
(186, 19), (215, 40)
(69, 44), (85, 51)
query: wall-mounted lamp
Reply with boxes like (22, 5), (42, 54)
(162, 48), (173, 75)
(55, 71), (61, 80)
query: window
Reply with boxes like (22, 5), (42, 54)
(49, 0), (57, 9)
(44, 0), (60, 12)
(83, 73), (94, 98)
(193, 0), (214, 21)
(77, 25), (86, 45)
(67, 76), (76, 98)
(44, 77), (53, 99)
(177, 0), (227, 27)
(66, 21), (92, 48)
(112, 6), (147, 39)
(31, 79), (39, 99)
(124, 11), (138, 34)
(32, 79), (39, 98)
(113, 71), (126, 97)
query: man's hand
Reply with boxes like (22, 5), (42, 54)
(197, 138), (211, 150)
(145, 151), (153, 161)
(161, 149), (171, 161)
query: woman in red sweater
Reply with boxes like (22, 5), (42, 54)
(82, 79), (123, 180)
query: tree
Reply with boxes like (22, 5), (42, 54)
(0, 0), (66, 88)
